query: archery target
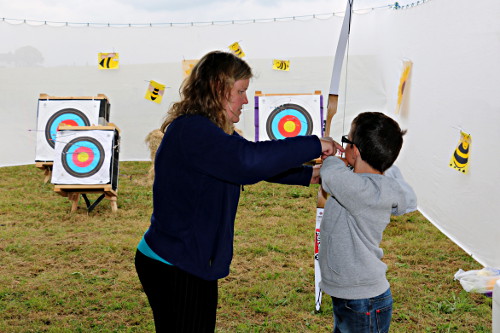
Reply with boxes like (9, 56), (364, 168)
(61, 136), (105, 178)
(52, 129), (118, 186)
(255, 94), (323, 141)
(35, 99), (109, 162)
(266, 104), (313, 140)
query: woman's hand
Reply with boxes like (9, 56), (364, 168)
(319, 137), (344, 159)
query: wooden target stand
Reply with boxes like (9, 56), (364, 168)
(54, 184), (118, 213)
(36, 161), (53, 183)
(52, 124), (120, 213)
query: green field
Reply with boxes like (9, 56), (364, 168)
(0, 162), (492, 332)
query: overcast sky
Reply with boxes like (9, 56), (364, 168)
(0, 0), (403, 25)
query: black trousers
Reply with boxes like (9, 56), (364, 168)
(134, 249), (218, 332)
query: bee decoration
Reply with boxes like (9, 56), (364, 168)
(449, 131), (471, 174)
(229, 42), (245, 58)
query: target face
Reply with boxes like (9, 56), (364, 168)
(61, 136), (105, 177)
(266, 104), (313, 140)
(45, 109), (90, 148)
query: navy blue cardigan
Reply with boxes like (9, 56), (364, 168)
(144, 115), (322, 280)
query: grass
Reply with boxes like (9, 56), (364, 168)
(0, 162), (492, 332)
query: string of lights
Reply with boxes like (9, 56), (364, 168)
(0, 13), (342, 28)
(0, 1), (431, 28)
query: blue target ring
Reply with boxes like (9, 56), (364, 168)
(61, 136), (105, 178)
(266, 103), (313, 140)
(45, 109), (90, 148)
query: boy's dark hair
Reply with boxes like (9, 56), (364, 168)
(351, 112), (407, 173)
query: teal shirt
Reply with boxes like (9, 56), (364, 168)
(137, 234), (173, 266)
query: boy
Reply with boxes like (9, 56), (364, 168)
(319, 112), (417, 333)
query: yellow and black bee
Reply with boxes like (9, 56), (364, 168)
(229, 42), (245, 58)
(273, 59), (290, 71)
(150, 88), (160, 101)
(145, 80), (165, 104)
(98, 53), (119, 69)
(449, 132), (471, 173)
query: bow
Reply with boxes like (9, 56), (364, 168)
(314, 0), (353, 312)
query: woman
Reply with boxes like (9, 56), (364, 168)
(135, 50), (340, 332)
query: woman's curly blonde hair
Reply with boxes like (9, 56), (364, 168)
(160, 51), (253, 135)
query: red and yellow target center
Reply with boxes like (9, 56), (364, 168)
(278, 115), (301, 137)
(283, 121), (296, 133)
(72, 147), (94, 168)
(77, 152), (90, 163)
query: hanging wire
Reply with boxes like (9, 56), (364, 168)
(0, 2), (431, 29)
(0, 1), (432, 29)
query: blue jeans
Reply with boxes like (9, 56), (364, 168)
(332, 288), (393, 333)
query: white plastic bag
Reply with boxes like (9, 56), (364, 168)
(454, 267), (500, 294)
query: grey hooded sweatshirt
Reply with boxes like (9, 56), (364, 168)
(318, 156), (417, 300)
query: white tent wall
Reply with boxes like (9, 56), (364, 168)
(330, 0), (500, 268)
(0, 17), (340, 166)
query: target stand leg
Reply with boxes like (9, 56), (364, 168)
(67, 192), (80, 213)
(36, 162), (53, 184)
(43, 167), (52, 184)
(107, 195), (118, 213)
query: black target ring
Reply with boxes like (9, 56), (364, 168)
(61, 136), (105, 178)
(45, 109), (90, 148)
(266, 103), (313, 140)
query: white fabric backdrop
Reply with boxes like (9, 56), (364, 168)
(330, 0), (500, 268)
